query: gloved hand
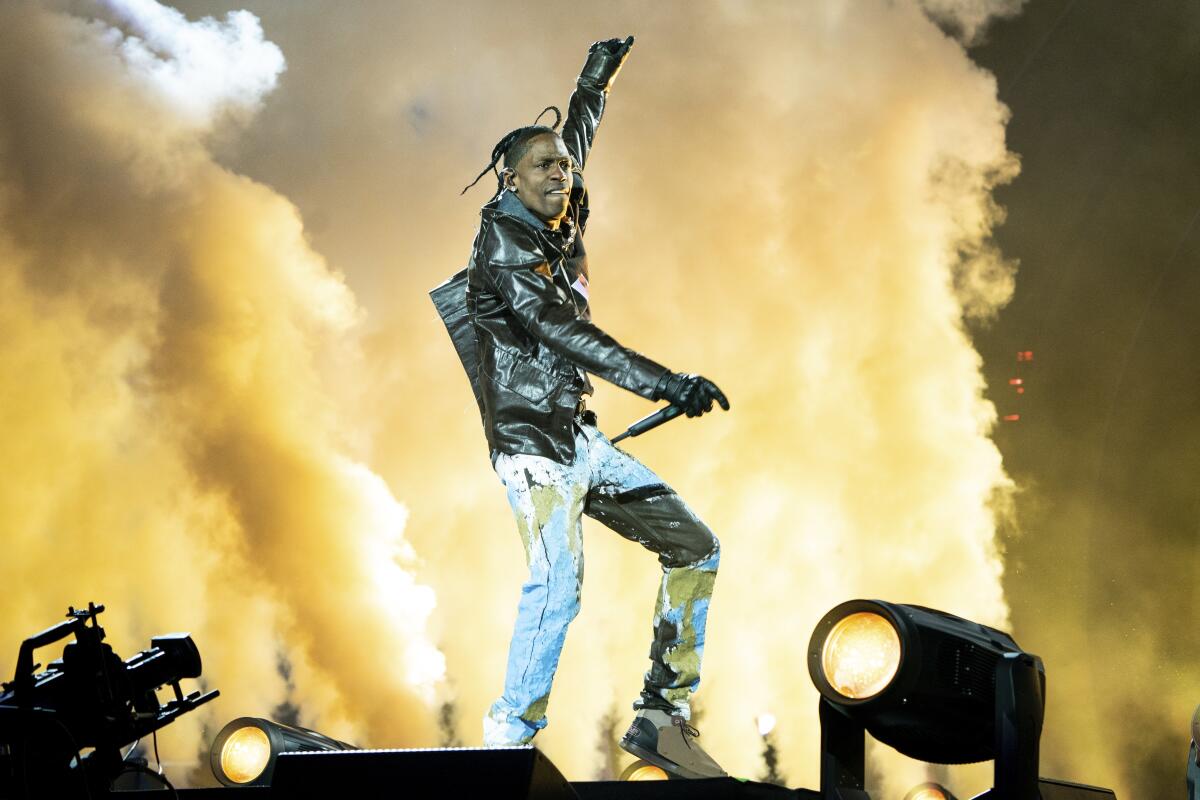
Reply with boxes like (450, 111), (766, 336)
(578, 35), (635, 91)
(653, 372), (731, 418)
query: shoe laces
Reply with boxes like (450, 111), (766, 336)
(672, 715), (700, 747)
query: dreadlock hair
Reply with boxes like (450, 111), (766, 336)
(460, 106), (564, 196)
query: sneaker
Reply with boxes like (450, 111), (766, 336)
(619, 708), (728, 780)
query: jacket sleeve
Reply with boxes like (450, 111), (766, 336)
(485, 217), (668, 399)
(560, 80), (606, 172)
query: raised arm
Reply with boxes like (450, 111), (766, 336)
(560, 36), (635, 171)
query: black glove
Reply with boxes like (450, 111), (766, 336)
(578, 35), (635, 91)
(653, 372), (731, 418)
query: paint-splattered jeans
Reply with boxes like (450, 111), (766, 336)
(483, 420), (720, 746)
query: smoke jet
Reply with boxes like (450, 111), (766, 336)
(0, 0), (444, 775)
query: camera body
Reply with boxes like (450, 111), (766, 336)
(0, 603), (217, 797)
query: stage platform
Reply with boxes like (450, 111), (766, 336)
(113, 746), (820, 799)
(142, 780), (817, 799)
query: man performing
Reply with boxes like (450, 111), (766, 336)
(454, 37), (729, 779)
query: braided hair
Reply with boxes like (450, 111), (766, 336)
(460, 106), (564, 197)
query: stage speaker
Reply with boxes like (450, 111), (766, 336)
(1036, 777), (1118, 799)
(270, 745), (576, 798)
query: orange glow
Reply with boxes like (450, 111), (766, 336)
(908, 789), (948, 800)
(621, 762), (670, 781)
(821, 612), (902, 699)
(219, 726), (271, 784)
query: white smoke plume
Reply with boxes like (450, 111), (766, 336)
(0, 0), (443, 778)
(95, 0), (284, 127)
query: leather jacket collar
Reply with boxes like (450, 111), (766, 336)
(497, 189), (552, 231)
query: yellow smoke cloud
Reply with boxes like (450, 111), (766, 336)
(0, 0), (442, 775)
(1, 0), (1048, 794)
(327, 1), (1019, 793)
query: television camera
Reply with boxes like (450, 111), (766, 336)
(0, 602), (217, 797)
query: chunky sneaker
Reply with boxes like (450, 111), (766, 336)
(619, 708), (728, 779)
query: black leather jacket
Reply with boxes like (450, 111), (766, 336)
(466, 79), (668, 463)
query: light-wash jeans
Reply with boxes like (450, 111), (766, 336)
(483, 421), (720, 746)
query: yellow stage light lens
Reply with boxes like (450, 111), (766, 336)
(821, 611), (901, 699)
(909, 789), (947, 800)
(220, 725), (271, 784)
(622, 762), (669, 781)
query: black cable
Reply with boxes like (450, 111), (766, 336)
(109, 729), (176, 797)
(114, 763), (178, 798)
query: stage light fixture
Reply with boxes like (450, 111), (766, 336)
(903, 781), (958, 800)
(808, 599), (1045, 800)
(619, 760), (669, 781)
(209, 716), (355, 787)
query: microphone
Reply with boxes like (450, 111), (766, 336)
(610, 404), (684, 443)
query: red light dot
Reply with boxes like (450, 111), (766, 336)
(1003, 414), (1021, 421)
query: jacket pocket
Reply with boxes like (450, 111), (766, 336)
(484, 346), (562, 404)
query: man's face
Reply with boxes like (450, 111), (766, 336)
(507, 133), (573, 226)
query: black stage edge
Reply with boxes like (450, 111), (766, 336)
(273, 746), (573, 798)
(109, 779), (1115, 799)
(102, 747), (1113, 799)
(145, 747), (817, 799)
(101, 778), (1116, 799)
(575, 780), (815, 799)
(120, 782), (817, 799)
